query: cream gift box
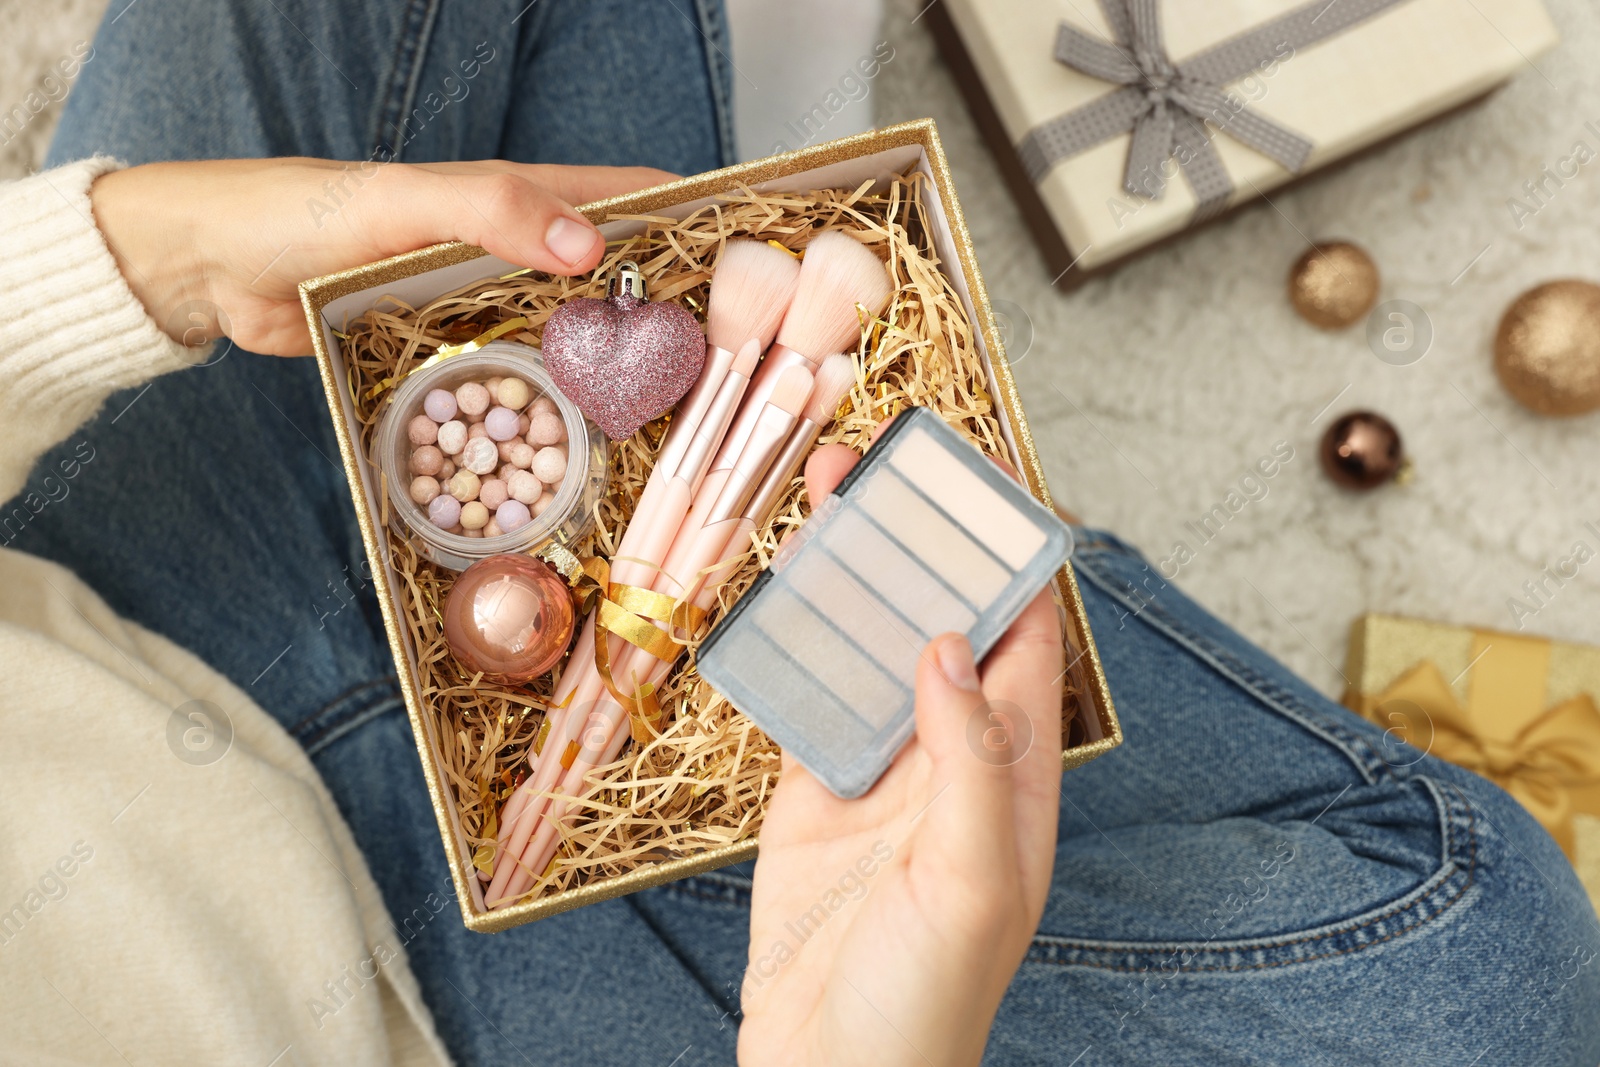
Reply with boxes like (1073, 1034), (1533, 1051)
(928, 0), (1559, 288)
(299, 120), (1121, 932)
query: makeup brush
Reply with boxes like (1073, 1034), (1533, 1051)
(699, 232), (891, 511)
(483, 340), (764, 889)
(495, 366), (817, 904)
(487, 242), (799, 899)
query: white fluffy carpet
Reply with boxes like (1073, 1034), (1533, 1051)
(876, 0), (1600, 700)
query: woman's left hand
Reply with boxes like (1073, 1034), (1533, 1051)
(90, 158), (673, 356)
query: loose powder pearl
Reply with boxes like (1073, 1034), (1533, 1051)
(532, 492), (556, 517)
(528, 411), (565, 446)
(531, 446), (566, 484)
(424, 388), (457, 422)
(509, 442), (535, 469)
(496, 439), (519, 463)
(437, 420), (467, 455)
(507, 470), (542, 504)
(438, 459), (456, 480)
(409, 445), (444, 476)
(497, 499), (532, 532)
(461, 437), (499, 475)
(498, 462), (518, 482)
(498, 378), (531, 410)
(428, 494), (461, 529)
(447, 469), (481, 502)
(456, 381), (491, 417)
(485, 377), (503, 404)
(408, 414), (439, 446)
(485, 406), (521, 441)
(517, 414), (531, 436)
(530, 396), (559, 417)
(463, 528), (484, 539)
(460, 500), (490, 530)
(409, 476), (440, 505)
(482, 517), (504, 539)
(467, 421), (489, 441)
(479, 478), (509, 510)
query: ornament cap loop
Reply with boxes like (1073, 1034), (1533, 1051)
(606, 260), (648, 303)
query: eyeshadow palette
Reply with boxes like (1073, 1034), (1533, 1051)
(696, 407), (1074, 797)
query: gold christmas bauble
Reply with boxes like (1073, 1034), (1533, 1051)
(1494, 280), (1600, 417)
(1288, 242), (1380, 330)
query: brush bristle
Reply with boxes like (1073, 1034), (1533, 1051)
(706, 240), (802, 353)
(804, 354), (855, 426)
(732, 337), (761, 377)
(775, 231), (892, 360)
(769, 366), (815, 417)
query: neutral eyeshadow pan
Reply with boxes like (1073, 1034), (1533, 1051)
(697, 407), (1074, 798)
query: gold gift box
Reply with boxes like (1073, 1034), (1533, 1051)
(299, 120), (1121, 932)
(1342, 613), (1600, 899)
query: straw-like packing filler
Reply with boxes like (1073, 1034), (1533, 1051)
(339, 169), (1066, 904)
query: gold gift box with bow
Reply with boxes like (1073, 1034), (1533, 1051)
(1343, 614), (1600, 877)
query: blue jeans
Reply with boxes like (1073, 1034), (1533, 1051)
(24, 1), (1599, 1063)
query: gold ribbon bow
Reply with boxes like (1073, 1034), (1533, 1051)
(540, 546), (706, 745)
(1354, 631), (1600, 858)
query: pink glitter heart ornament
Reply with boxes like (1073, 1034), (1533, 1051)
(541, 262), (707, 441)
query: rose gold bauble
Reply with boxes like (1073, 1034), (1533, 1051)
(1288, 242), (1380, 330)
(1319, 411), (1405, 491)
(1493, 280), (1600, 417)
(443, 554), (574, 683)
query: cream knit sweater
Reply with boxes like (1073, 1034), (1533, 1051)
(0, 158), (450, 1066)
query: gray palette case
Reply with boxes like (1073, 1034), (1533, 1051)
(696, 407), (1074, 798)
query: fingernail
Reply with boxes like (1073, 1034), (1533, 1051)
(546, 216), (599, 266)
(936, 635), (981, 692)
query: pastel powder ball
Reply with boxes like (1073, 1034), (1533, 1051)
(531, 446), (566, 484)
(447, 470), (481, 502)
(529, 411), (565, 447)
(461, 437), (500, 475)
(507, 470), (541, 504)
(428, 494), (461, 529)
(460, 501), (490, 530)
(409, 445), (443, 476)
(423, 388), (457, 422)
(479, 478), (509, 510)
(497, 378), (531, 409)
(509, 442), (535, 469)
(456, 381), (491, 417)
(497, 499), (532, 532)
(407, 414), (439, 446)
(437, 420), (467, 455)
(467, 422), (489, 441)
(409, 476), (440, 505)
(485, 406), (521, 441)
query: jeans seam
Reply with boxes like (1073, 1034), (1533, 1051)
(690, 0), (738, 166)
(373, 0), (443, 160)
(1027, 777), (1478, 972)
(655, 876), (752, 906)
(291, 677), (405, 755)
(1071, 551), (1390, 787)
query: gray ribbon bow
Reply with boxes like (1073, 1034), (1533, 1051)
(1018, 0), (1410, 220)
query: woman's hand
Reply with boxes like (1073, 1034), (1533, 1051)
(89, 158), (672, 356)
(738, 439), (1066, 1067)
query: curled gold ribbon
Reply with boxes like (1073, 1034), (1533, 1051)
(549, 552), (710, 744)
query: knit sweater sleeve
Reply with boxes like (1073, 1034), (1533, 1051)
(0, 157), (198, 503)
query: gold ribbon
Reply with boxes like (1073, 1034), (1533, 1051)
(541, 549), (707, 745)
(1353, 631), (1600, 858)
(364, 317), (530, 399)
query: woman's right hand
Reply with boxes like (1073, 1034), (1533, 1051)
(89, 158), (673, 356)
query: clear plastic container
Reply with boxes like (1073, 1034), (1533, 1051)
(375, 341), (607, 571)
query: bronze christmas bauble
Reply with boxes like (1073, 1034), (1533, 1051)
(1320, 411), (1405, 490)
(1493, 280), (1600, 416)
(1288, 242), (1380, 330)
